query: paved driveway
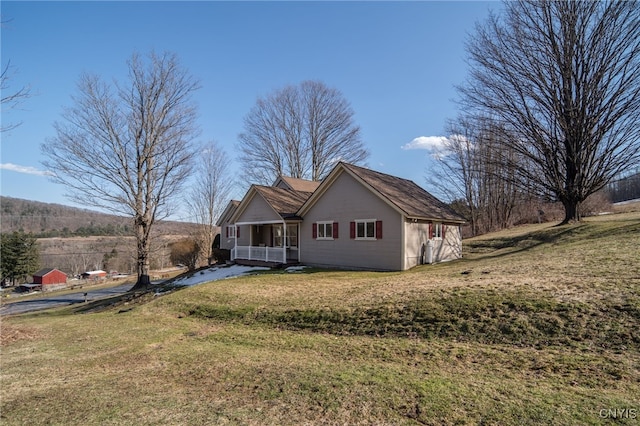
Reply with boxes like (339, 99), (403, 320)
(0, 284), (133, 316)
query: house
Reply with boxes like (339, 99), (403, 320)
(218, 200), (241, 251)
(32, 268), (67, 291)
(217, 162), (466, 271)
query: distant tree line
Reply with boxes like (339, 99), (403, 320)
(33, 223), (132, 238)
(1, 196), (133, 235)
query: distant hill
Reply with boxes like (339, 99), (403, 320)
(0, 196), (197, 237)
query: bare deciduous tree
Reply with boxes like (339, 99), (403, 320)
(185, 140), (233, 266)
(428, 116), (523, 236)
(460, 0), (640, 223)
(42, 51), (200, 290)
(238, 80), (368, 185)
(1, 18), (31, 133)
(1, 60), (31, 133)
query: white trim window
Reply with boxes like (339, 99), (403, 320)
(352, 219), (381, 240)
(434, 223), (442, 239)
(316, 222), (334, 240)
(227, 225), (237, 238)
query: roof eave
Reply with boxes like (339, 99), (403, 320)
(405, 215), (466, 224)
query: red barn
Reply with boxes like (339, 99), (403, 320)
(32, 268), (67, 291)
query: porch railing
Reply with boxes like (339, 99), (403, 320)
(232, 245), (286, 263)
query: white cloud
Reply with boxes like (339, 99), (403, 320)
(401, 136), (449, 151)
(0, 163), (54, 176)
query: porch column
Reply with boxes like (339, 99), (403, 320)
(283, 221), (287, 263)
(297, 223), (301, 262)
(249, 224), (253, 260)
(234, 224), (237, 260)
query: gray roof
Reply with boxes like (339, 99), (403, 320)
(253, 186), (313, 220)
(341, 163), (466, 222)
(233, 163), (465, 224)
(216, 199), (241, 226)
(277, 176), (321, 193)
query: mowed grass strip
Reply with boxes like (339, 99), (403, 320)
(1, 213), (639, 425)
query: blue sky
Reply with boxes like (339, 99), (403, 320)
(1, 1), (497, 219)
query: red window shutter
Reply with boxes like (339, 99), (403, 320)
(312, 223), (317, 239)
(429, 223), (433, 239)
(237, 226), (240, 238)
(226, 226), (229, 238)
(376, 220), (383, 239)
(350, 222), (356, 239)
(333, 222), (339, 239)
(442, 224), (447, 240)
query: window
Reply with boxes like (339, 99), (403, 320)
(434, 223), (442, 239)
(351, 220), (382, 240)
(274, 224), (298, 247)
(227, 225), (236, 238)
(314, 222), (334, 240)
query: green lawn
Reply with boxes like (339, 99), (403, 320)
(2, 213), (639, 425)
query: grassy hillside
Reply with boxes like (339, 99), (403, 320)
(1, 213), (639, 425)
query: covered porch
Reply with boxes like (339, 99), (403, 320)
(231, 220), (300, 265)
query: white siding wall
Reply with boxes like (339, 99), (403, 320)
(404, 220), (463, 268)
(404, 221), (430, 269)
(438, 224), (463, 261)
(236, 194), (281, 223)
(300, 172), (403, 271)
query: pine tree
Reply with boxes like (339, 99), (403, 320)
(1, 231), (40, 285)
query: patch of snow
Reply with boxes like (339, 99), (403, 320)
(613, 198), (640, 206)
(172, 265), (270, 287)
(285, 265), (308, 273)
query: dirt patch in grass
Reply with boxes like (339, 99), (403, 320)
(0, 324), (40, 346)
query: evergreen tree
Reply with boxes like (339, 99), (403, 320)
(1, 231), (40, 285)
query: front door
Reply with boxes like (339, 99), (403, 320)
(272, 223), (299, 260)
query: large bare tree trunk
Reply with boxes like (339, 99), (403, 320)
(130, 215), (152, 291)
(561, 199), (581, 224)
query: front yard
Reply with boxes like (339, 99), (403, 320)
(1, 213), (639, 424)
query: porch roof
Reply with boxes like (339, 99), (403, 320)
(239, 185), (311, 221)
